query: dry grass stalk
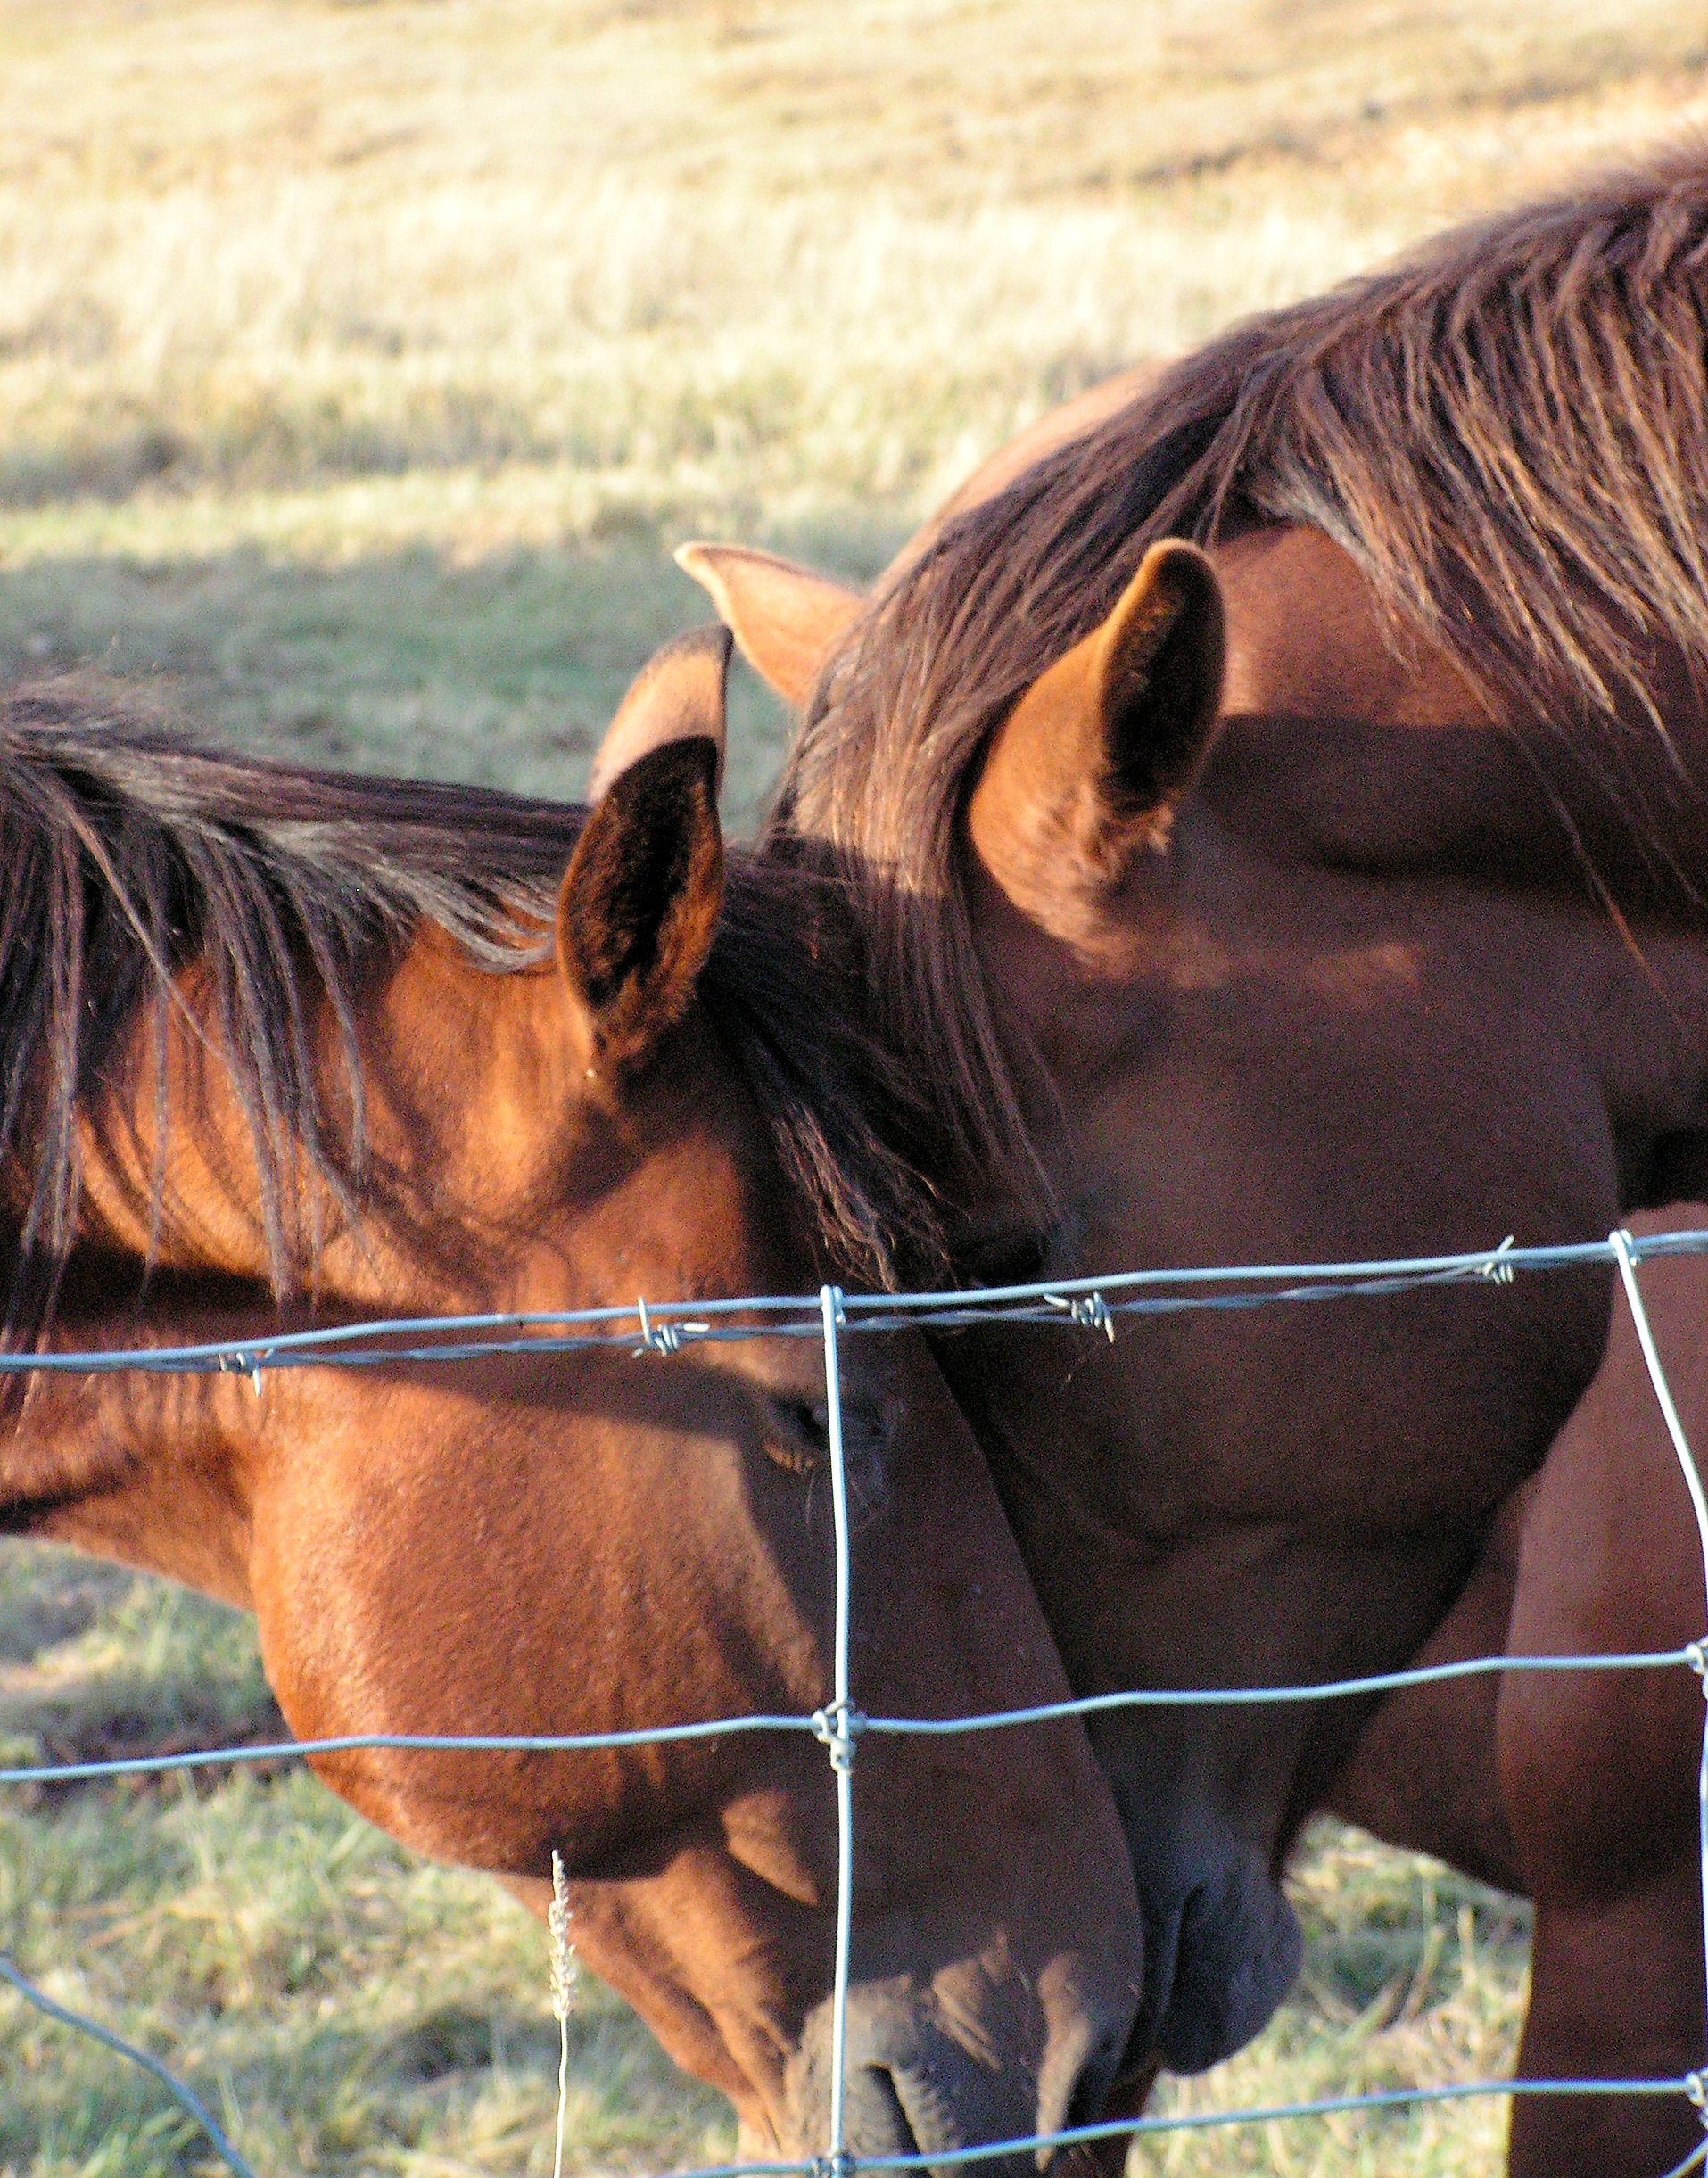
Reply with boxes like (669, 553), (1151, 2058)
(549, 1847), (579, 2178)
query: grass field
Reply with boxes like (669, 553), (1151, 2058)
(2, 2), (1704, 2172)
(2, 1540), (1531, 2178)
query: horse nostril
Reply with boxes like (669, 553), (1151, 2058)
(862, 2064), (921, 2155)
(790, 1400), (833, 1453)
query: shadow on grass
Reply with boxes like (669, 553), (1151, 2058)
(0, 1540), (738, 2174)
(0, 1542), (287, 1797)
(0, 532), (860, 835)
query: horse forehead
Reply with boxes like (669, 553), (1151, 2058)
(1211, 524), (1492, 729)
(554, 1133), (796, 1302)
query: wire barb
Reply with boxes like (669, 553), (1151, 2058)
(217, 1348), (264, 1391)
(632, 1298), (709, 1357)
(1045, 1289), (1116, 1339)
(1477, 1234), (1517, 1284)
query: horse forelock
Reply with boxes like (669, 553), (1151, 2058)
(0, 681), (928, 1351)
(769, 145), (1708, 1255)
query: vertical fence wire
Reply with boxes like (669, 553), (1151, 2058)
(819, 1285), (856, 2178)
(1609, 1230), (1708, 2132)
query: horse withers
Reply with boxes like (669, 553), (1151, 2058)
(0, 641), (1141, 2168)
(683, 154), (1708, 2174)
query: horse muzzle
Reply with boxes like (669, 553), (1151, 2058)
(785, 1973), (1129, 2177)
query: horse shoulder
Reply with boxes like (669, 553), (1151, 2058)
(1498, 1216), (1708, 1885)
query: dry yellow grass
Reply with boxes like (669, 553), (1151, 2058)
(0, 5), (1703, 2174)
(1, 0), (1704, 557)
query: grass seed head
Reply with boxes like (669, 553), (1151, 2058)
(549, 1848), (578, 2024)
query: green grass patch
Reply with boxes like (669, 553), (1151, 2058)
(1, 1544), (1529, 2178)
(1, 1544), (735, 2178)
(0, 536), (841, 830)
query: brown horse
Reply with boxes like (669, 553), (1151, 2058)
(683, 152), (1708, 2173)
(0, 649), (1143, 2167)
(1489, 1207), (1708, 2177)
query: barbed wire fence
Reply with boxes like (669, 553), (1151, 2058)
(4, 1227), (1708, 2178)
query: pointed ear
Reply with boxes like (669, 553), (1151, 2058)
(675, 541), (863, 706)
(559, 736), (724, 1069)
(587, 623), (730, 805)
(965, 540), (1225, 920)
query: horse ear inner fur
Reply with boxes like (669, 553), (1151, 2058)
(557, 737), (725, 1069)
(967, 539), (1226, 921)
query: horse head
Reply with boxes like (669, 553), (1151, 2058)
(675, 237), (1708, 2090)
(0, 642), (1141, 2166)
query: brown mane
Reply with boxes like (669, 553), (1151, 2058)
(769, 147), (1708, 1239)
(0, 681), (936, 1341)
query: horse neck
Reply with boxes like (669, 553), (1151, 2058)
(956, 523), (1708, 1239)
(1207, 524), (1708, 915)
(0, 923), (576, 1596)
(67, 919), (575, 1310)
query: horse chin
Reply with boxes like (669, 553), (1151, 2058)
(786, 1987), (1052, 2178)
(1145, 1854), (1304, 2075)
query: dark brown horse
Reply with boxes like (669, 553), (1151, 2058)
(1490, 1208), (1708, 2177)
(684, 153), (1708, 2174)
(0, 649), (1143, 2167)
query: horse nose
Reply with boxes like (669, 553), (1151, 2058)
(787, 1986), (1127, 2178)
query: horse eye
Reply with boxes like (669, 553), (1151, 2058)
(763, 1398), (890, 1475)
(957, 1227), (1052, 1289)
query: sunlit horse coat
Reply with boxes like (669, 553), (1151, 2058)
(687, 151), (1708, 2177)
(0, 648), (1141, 2167)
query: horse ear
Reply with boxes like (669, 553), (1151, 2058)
(586, 623), (730, 805)
(559, 734), (724, 1071)
(965, 540), (1225, 920)
(675, 541), (862, 706)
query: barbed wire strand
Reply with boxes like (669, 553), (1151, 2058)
(1, 1647), (1695, 1792)
(7, 1229), (1708, 2171)
(5, 1229), (1708, 1382)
